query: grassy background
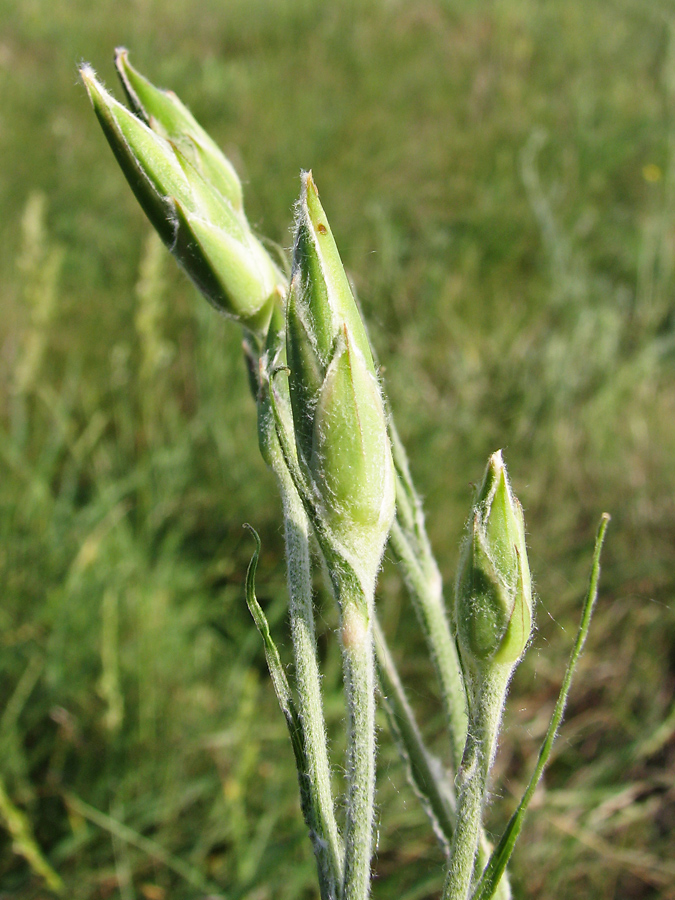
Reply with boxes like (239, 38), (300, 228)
(1, 0), (675, 897)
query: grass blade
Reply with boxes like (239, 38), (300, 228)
(63, 792), (218, 894)
(0, 777), (63, 894)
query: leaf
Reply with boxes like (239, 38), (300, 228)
(242, 527), (313, 828)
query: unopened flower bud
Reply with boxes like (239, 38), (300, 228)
(286, 173), (395, 589)
(455, 451), (532, 673)
(115, 48), (244, 212)
(80, 66), (281, 336)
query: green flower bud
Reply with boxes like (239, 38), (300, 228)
(114, 48), (244, 212)
(80, 66), (280, 335)
(286, 173), (395, 589)
(455, 451), (532, 673)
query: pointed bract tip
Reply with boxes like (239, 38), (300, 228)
(79, 64), (97, 89)
(484, 449), (505, 483)
(475, 447), (507, 506)
(114, 46), (148, 120)
(114, 48), (134, 87)
(299, 170), (320, 209)
(79, 66), (111, 113)
(490, 448), (504, 469)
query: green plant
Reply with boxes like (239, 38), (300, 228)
(79, 52), (609, 900)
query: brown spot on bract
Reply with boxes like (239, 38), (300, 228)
(317, 223), (327, 234)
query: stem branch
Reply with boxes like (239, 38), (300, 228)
(259, 394), (343, 898)
(389, 520), (467, 771)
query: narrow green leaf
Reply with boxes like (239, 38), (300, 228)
(63, 792), (218, 894)
(243, 527), (325, 834)
(285, 286), (325, 460)
(243, 526), (306, 773)
(470, 513), (610, 900)
(0, 777), (63, 895)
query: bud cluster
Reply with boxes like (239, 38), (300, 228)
(80, 55), (395, 594)
(79, 53), (606, 900)
(80, 53), (282, 336)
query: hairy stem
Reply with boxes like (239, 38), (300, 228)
(374, 618), (456, 850)
(389, 520), (467, 771)
(267, 368), (378, 900)
(335, 574), (377, 900)
(443, 667), (510, 900)
(283, 477), (344, 897)
(259, 396), (343, 898)
(388, 420), (511, 898)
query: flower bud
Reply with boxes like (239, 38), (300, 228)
(80, 66), (281, 336)
(286, 173), (395, 588)
(114, 48), (244, 212)
(455, 451), (532, 673)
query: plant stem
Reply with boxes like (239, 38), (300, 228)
(374, 618), (456, 850)
(335, 572), (377, 900)
(266, 367), (378, 900)
(388, 427), (511, 898)
(259, 394), (343, 898)
(389, 520), (467, 771)
(282, 475), (344, 897)
(442, 667), (510, 900)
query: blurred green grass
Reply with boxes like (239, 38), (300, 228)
(1, 0), (675, 897)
